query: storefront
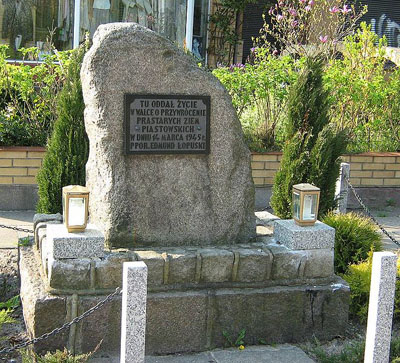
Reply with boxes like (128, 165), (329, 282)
(0, 0), (209, 60)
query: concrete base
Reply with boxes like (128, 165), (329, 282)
(20, 246), (350, 356)
(0, 185), (38, 210)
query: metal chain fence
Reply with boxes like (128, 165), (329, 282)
(0, 224), (33, 234)
(345, 176), (400, 248)
(0, 287), (122, 355)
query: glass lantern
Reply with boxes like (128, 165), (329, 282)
(292, 183), (320, 227)
(62, 185), (90, 233)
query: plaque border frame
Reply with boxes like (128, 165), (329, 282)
(124, 94), (211, 155)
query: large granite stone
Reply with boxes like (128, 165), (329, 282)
(81, 23), (255, 248)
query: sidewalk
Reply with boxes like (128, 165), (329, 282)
(0, 210), (35, 248)
(92, 345), (315, 363)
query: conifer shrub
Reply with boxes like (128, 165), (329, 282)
(36, 45), (88, 214)
(270, 57), (347, 218)
(322, 212), (382, 274)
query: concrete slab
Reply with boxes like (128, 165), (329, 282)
(91, 345), (314, 363)
(0, 210), (35, 248)
(370, 208), (400, 252)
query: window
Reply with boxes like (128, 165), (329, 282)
(0, 0), (209, 60)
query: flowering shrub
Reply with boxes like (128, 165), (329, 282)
(258, 0), (367, 58)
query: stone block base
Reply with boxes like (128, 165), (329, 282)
(20, 246), (350, 356)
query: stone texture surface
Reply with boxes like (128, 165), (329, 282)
(33, 213), (63, 231)
(302, 249), (334, 278)
(234, 248), (272, 282)
(121, 262), (148, 363)
(19, 246), (350, 356)
(335, 162), (350, 214)
(274, 220), (335, 250)
(19, 247), (69, 354)
(81, 23), (255, 248)
(255, 211), (280, 227)
(75, 295), (122, 354)
(365, 252), (398, 363)
(167, 249), (197, 284)
(266, 243), (306, 280)
(200, 249), (234, 283)
(134, 250), (165, 285)
(95, 252), (132, 289)
(213, 281), (350, 347)
(146, 291), (208, 355)
(46, 224), (105, 259)
(47, 257), (91, 290)
(145, 345), (314, 363)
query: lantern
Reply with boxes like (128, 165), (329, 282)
(62, 185), (89, 233)
(292, 183), (320, 227)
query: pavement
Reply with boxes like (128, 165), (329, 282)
(91, 345), (315, 363)
(369, 207), (400, 252)
(0, 210), (35, 248)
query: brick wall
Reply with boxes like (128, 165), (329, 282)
(0, 147), (399, 188)
(0, 147), (45, 185)
(251, 152), (400, 187)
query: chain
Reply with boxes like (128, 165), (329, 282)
(345, 176), (400, 247)
(0, 287), (122, 355)
(0, 224), (33, 234)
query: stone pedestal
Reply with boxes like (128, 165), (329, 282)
(274, 220), (335, 250)
(274, 219), (335, 278)
(46, 224), (105, 259)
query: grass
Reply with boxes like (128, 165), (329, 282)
(307, 335), (400, 362)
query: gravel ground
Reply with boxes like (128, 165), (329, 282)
(0, 249), (26, 363)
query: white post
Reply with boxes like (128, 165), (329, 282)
(364, 252), (397, 363)
(185, 0), (195, 53)
(335, 162), (350, 214)
(73, 0), (81, 48)
(121, 261), (148, 363)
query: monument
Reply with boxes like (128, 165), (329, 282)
(19, 23), (350, 357)
(81, 23), (255, 248)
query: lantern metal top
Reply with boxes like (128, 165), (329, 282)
(293, 183), (320, 192)
(63, 185), (89, 194)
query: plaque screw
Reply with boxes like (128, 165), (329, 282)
(197, 126), (201, 130)
(135, 126), (140, 130)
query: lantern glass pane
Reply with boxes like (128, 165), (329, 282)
(302, 194), (317, 221)
(68, 197), (86, 226)
(293, 192), (301, 219)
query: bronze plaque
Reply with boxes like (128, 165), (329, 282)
(124, 94), (210, 154)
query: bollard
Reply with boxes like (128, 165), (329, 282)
(335, 162), (350, 214)
(364, 252), (397, 363)
(120, 261), (148, 363)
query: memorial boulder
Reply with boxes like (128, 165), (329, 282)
(81, 23), (255, 248)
